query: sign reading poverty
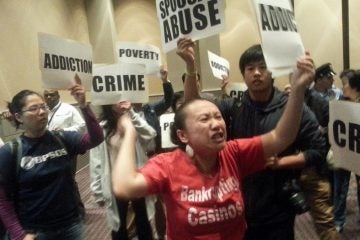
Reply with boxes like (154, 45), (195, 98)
(208, 51), (230, 80)
(91, 63), (148, 105)
(117, 42), (162, 75)
(252, 0), (304, 77)
(328, 101), (360, 175)
(38, 33), (93, 90)
(156, 0), (225, 52)
(160, 113), (177, 149)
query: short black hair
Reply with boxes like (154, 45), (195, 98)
(342, 69), (360, 92)
(239, 44), (265, 76)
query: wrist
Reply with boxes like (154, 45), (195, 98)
(185, 68), (197, 78)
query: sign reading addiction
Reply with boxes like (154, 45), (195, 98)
(208, 51), (229, 80)
(91, 63), (148, 105)
(328, 101), (360, 175)
(38, 32), (93, 90)
(117, 42), (162, 75)
(156, 0), (225, 52)
(252, 0), (304, 77)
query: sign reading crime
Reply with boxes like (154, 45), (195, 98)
(91, 63), (148, 105)
(117, 42), (162, 75)
(226, 82), (248, 101)
(208, 51), (230, 80)
(328, 101), (360, 175)
(160, 113), (177, 149)
(156, 0), (225, 52)
(38, 32), (93, 90)
(252, 0), (304, 77)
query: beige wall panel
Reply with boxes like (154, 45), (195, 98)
(349, 1), (360, 69)
(113, 0), (166, 96)
(220, 0), (260, 85)
(295, 0), (343, 87)
(0, 0), (90, 110)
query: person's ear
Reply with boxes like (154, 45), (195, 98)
(14, 113), (23, 124)
(177, 129), (189, 144)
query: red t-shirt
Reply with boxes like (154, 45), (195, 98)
(140, 136), (265, 240)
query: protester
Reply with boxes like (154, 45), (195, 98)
(44, 88), (87, 218)
(333, 69), (360, 233)
(0, 78), (103, 240)
(178, 38), (330, 239)
(90, 101), (156, 240)
(111, 49), (315, 240)
(132, 65), (174, 156)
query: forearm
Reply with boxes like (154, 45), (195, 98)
(266, 87), (306, 157)
(112, 129), (145, 199)
(184, 67), (200, 101)
(0, 187), (26, 240)
(79, 105), (104, 149)
(271, 153), (306, 169)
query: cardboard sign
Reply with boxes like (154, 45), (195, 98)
(160, 113), (177, 149)
(91, 63), (148, 105)
(329, 101), (360, 175)
(208, 51), (230, 80)
(252, 0), (305, 77)
(225, 82), (248, 101)
(117, 41), (161, 75)
(38, 33), (93, 90)
(156, 0), (225, 52)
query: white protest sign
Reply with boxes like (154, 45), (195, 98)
(208, 51), (230, 80)
(91, 63), (148, 105)
(226, 82), (248, 101)
(328, 101), (360, 175)
(38, 32), (93, 90)
(252, 0), (305, 77)
(156, 0), (225, 52)
(160, 113), (177, 149)
(117, 42), (161, 75)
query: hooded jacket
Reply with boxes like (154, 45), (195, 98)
(217, 87), (327, 227)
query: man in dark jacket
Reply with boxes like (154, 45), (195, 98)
(177, 39), (332, 240)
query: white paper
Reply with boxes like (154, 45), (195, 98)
(156, 0), (226, 52)
(208, 51), (230, 80)
(91, 63), (148, 105)
(252, 0), (305, 77)
(38, 32), (93, 90)
(117, 41), (161, 75)
(160, 113), (177, 149)
(226, 82), (248, 101)
(328, 101), (360, 175)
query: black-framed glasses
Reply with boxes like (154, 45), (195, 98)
(20, 104), (49, 114)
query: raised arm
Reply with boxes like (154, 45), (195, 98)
(69, 75), (104, 150)
(261, 54), (315, 158)
(112, 112), (148, 199)
(176, 37), (200, 101)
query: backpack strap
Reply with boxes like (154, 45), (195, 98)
(9, 137), (22, 176)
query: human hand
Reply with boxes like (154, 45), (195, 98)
(69, 74), (86, 108)
(220, 75), (229, 92)
(1, 110), (14, 122)
(291, 52), (315, 90)
(160, 65), (168, 83)
(265, 155), (280, 169)
(176, 37), (196, 72)
(23, 233), (36, 240)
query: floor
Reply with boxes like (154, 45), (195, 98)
(76, 165), (360, 240)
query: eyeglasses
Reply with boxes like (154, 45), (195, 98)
(21, 104), (49, 114)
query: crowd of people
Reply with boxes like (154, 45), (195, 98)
(0, 38), (359, 240)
